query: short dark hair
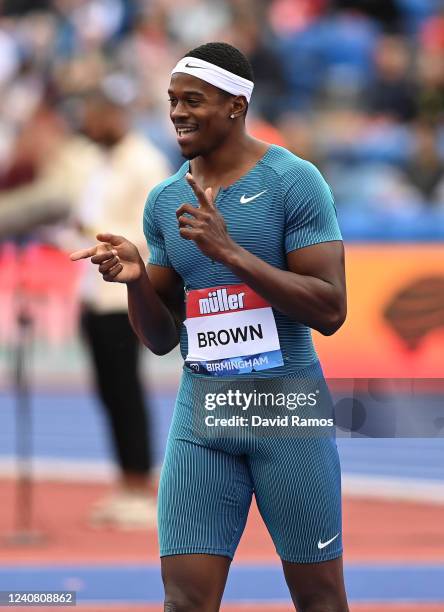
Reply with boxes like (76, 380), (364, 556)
(184, 42), (254, 83)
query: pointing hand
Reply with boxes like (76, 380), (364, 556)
(70, 233), (145, 284)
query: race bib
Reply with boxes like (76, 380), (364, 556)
(184, 284), (283, 376)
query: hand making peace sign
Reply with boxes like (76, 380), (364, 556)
(176, 173), (234, 263)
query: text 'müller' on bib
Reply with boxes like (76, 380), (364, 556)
(184, 284), (284, 376)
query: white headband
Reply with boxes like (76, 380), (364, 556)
(171, 56), (254, 102)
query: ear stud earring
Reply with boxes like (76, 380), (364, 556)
(230, 114), (235, 119)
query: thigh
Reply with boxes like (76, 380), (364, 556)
(158, 436), (253, 559)
(282, 556), (349, 611)
(161, 554), (231, 611)
(250, 437), (343, 564)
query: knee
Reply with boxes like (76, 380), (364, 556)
(298, 594), (348, 612)
(161, 555), (228, 612)
(163, 584), (210, 612)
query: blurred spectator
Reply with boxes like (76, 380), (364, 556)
(329, 161), (423, 214)
(0, 103), (53, 189)
(416, 48), (444, 125)
(275, 9), (380, 110)
(366, 35), (417, 122)
(316, 109), (421, 214)
(0, 102), (98, 218)
(275, 112), (320, 165)
(404, 122), (444, 206)
(228, 19), (289, 121)
(268, 0), (328, 36)
(420, 11), (444, 52)
(0, 79), (171, 528)
(53, 0), (126, 57)
(75, 80), (170, 529)
(167, 0), (231, 47)
(396, 0), (439, 35)
(1, 0), (50, 15)
(330, 0), (402, 32)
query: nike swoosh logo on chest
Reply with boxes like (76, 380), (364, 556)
(239, 189), (267, 204)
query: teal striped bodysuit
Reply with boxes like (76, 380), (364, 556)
(144, 144), (343, 562)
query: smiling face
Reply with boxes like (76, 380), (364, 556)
(168, 72), (235, 160)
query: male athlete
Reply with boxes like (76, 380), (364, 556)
(71, 42), (348, 611)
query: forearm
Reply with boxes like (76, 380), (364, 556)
(221, 243), (345, 335)
(127, 270), (180, 354)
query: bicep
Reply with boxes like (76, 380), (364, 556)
(286, 241), (346, 293)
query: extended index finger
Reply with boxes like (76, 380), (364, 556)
(186, 173), (213, 209)
(70, 245), (98, 261)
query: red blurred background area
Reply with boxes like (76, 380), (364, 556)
(0, 243), (81, 345)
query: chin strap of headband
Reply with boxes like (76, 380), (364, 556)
(171, 56), (254, 102)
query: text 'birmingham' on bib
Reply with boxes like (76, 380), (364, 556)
(184, 284), (283, 376)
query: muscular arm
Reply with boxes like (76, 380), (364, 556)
(178, 174), (346, 336)
(220, 240), (347, 336)
(127, 263), (185, 355)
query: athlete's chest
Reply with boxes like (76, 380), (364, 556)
(158, 179), (286, 286)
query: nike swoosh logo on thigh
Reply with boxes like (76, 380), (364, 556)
(318, 533), (339, 549)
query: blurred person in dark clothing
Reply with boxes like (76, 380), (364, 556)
(416, 48), (444, 125)
(330, 0), (402, 32)
(77, 77), (170, 528)
(404, 122), (444, 207)
(1, 0), (50, 15)
(228, 19), (288, 121)
(366, 35), (417, 122)
(0, 91), (169, 527)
